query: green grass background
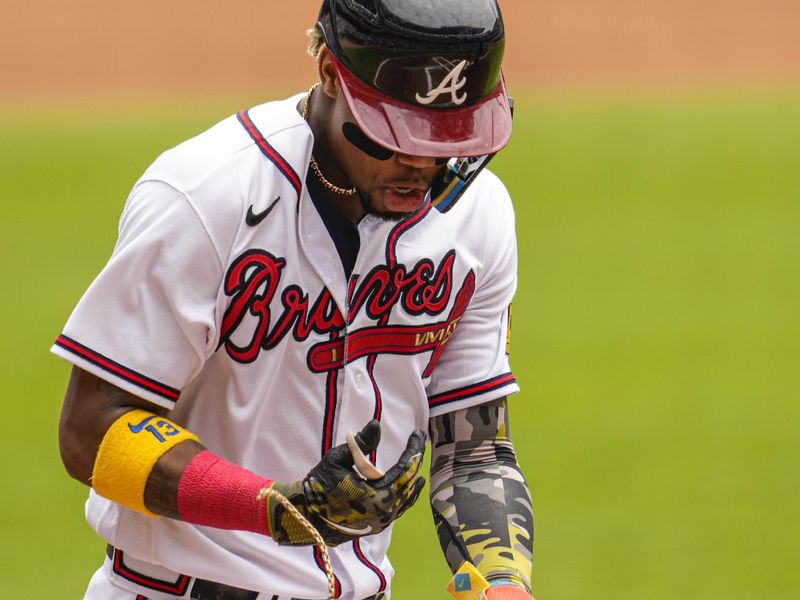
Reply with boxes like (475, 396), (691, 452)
(1, 87), (798, 598)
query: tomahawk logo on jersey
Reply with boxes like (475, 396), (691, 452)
(52, 95), (519, 599)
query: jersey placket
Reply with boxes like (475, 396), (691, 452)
(339, 215), (389, 450)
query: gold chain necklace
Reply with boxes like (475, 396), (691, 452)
(303, 83), (357, 197)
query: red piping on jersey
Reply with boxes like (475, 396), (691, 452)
(353, 539), (387, 593)
(321, 366), (339, 455)
(321, 331), (340, 456)
(364, 352), (382, 464)
(428, 372), (517, 407)
(237, 110), (302, 197)
(385, 202), (432, 267)
(111, 548), (191, 595)
(366, 353), (382, 422)
(420, 269), (474, 378)
(54, 334), (180, 402)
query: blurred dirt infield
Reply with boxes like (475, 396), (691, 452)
(2, 0), (798, 97)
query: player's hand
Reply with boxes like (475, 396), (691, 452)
(485, 585), (536, 600)
(267, 420), (426, 546)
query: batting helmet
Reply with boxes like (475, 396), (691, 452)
(317, 0), (512, 159)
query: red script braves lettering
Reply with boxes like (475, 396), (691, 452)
(220, 250), (464, 365)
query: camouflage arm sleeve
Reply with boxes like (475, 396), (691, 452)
(429, 397), (534, 591)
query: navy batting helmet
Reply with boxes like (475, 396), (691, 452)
(317, 0), (512, 159)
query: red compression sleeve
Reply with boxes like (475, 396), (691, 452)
(177, 450), (274, 535)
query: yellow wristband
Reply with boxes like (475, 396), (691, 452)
(92, 409), (199, 516)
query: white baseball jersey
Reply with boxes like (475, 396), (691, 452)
(52, 93), (519, 599)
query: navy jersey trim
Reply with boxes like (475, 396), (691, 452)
(54, 334), (180, 402)
(428, 372), (517, 408)
(237, 110), (303, 197)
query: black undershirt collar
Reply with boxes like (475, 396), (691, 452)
(305, 170), (361, 280)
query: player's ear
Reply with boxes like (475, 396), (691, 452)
(317, 46), (339, 99)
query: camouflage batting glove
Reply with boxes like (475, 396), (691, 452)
(267, 420), (426, 546)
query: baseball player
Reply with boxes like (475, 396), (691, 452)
(53, 0), (535, 598)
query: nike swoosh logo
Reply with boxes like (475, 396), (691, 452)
(318, 516), (373, 536)
(246, 196), (280, 226)
(128, 416), (155, 434)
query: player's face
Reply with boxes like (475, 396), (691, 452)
(329, 96), (444, 221)
(355, 152), (443, 220)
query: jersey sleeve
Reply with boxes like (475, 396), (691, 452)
(425, 179), (520, 417)
(51, 180), (225, 409)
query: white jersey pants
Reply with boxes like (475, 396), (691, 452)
(83, 554), (385, 600)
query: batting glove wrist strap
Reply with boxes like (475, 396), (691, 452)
(268, 420), (427, 546)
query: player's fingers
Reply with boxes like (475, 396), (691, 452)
(395, 429), (426, 468)
(320, 443), (356, 471)
(378, 430), (425, 488)
(324, 420), (381, 473)
(354, 419), (381, 454)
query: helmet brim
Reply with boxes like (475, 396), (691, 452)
(332, 55), (513, 159)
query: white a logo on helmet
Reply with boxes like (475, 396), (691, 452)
(415, 59), (469, 106)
